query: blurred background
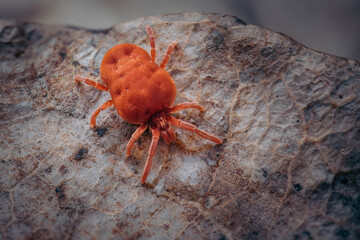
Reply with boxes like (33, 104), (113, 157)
(1, 0), (359, 61)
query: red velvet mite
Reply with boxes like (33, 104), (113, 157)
(75, 25), (222, 183)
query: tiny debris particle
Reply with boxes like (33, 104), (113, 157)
(261, 168), (268, 178)
(59, 51), (66, 60)
(45, 166), (52, 174)
(59, 165), (67, 175)
(74, 147), (88, 161)
(55, 186), (66, 200)
(37, 72), (45, 79)
(260, 47), (272, 57)
(218, 233), (228, 240)
(95, 128), (108, 137)
(294, 184), (302, 192)
(339, 176), (348, 184)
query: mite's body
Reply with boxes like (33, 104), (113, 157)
(101, 44), (176, 124)
(76, 25), (221, 183)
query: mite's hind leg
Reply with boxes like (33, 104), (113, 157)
(146, 24), (156, 62)
(161, 125), (176, 145)
(167, 125), (177, 143)
(160, 41), (177, 69)
(169, 116), (222, 144)
(90, 100), (113, 128)
(126, 123), (148, 157)
(75, 75), (109, 91)
(161, 130), (172, 145)
(141, 128), (160, 184)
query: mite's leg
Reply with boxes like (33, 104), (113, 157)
(75, 75), (109, 91)
(126, 123), (148, 157)
(161, 130), (171, 145)
(167, 125), (177, 143)
(90, 100), (113, 128)
(146, 24), (156, 62)
(168, 102), (205, 113)
(160, 125), (176, 144)
(160, 41), (177, 69)
(141, 128), (160, 183)
(169, 116), (222, 144)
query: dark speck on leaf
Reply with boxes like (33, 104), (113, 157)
(262, 168), (268, 178)
(75, 147), (88, 161)
(59, 165), (67, 175)
(59, 51), (66, 60)
(339, 176), (348, 184)
(294, 184), (302, 192)
(72, 61), (80, 66)
(55, 186), (66, 200)
(37, 72), (45, 79)
(14, 49), (24, 58)
(96, 128), (108, 137)
(45, 166), (52, 174)
(260, 47), (272, 57)
(230, 82), (239, 89)
(218, 233), (227, 240)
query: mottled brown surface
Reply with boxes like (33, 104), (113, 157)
(1, 12), (360, 240)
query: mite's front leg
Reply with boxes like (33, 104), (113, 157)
(90, 100), (113, 128)
(75, 75), (109, 92)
